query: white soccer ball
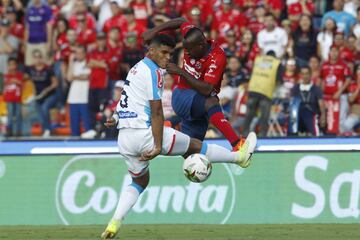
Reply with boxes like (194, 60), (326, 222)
(183, 154), (212, 183)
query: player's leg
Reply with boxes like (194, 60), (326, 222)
(180, 117), (209, 141)
(101, 157), (149, 239)
(163, 127), (257, 167)
(202, 95), (244, 150)
(102, 129), (151, 239)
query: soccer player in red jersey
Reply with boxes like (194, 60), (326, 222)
(143, 18), (256, 151)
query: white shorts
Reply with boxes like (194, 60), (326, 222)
(117, 127), (190, 178)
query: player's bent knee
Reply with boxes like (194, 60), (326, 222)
(132, 170), (150, 189)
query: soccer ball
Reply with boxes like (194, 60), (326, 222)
(183, 154), (212, 183)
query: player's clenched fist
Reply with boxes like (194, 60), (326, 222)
(166, 63), (183, 76)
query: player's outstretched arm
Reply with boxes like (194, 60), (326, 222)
(140, 100), (164, 161)
(142, 17), (187, 43)
(166, 63), (214, 96)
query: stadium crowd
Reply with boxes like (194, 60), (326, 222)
(0, 0), (359, 138)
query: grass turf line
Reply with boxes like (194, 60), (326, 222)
(0, 224), (359, 240)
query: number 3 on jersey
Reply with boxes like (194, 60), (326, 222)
(120, 90), (129, 108)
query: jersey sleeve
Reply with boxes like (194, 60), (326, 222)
(203, 54), (227, 85)
(145, 68), (162, 101)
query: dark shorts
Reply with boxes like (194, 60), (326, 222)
(172, 88), (209, 141)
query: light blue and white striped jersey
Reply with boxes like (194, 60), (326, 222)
(116, 57), (165, 129)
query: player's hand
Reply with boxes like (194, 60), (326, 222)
(104, 117), (117, 128)
(140, 147), (162, 161)
(166, 63), (183, 76)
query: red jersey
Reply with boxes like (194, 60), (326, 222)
(3, 72), (23, 103)
(339, 47), (354, 63)
(107, 41), (123, 80)
(211, 7), (247, 42)
(288, 1), (315, 16)
(76, 28), (97, 47)
(177, 40), (226, 95)
(103, 14), (127, 34)
(321, 61), (350, 95)
(129, 1), (149, 29)
(54, 32), (68, 61)
(88, 48), (109, 89)
(9, 23), (24, 40)
(122, 23), (146, 48)
(180, 0), (214, 23)
(69, 13), (96, 30)
(349, 82), (360, 104)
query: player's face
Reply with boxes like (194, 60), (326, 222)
(151, 45), (174, 68)
(183, 40), (206, 60)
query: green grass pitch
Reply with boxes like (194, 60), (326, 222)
(0, 224), (359, 240)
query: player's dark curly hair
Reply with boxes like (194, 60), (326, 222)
(149, 34), (176, 49)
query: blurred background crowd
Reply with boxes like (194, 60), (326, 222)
(0, 0), (359, 139)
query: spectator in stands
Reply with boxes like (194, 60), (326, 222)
(68, 0), (96, 30)
(309, 55), (321, 86)
(122, 8), (146, 49)
(122, 32), (144, 70)
(66, 45), (93, 137)
(129, 0), (152, 29)
(75, 13), (97, 49)
(321, 0), (356, 36)
(343, 65), (360, 134)
(281, 58), (298, 99)
(25, 49), (58, 137)
(102, 0), (127, 34)
(0, 18), (19, 80)
(178, 0), (214, 29)
(320, 46), (352, 134)
(344, 0), (358, 17)
(186, 6), (204, 31)
(291, 65), (326, 136)
(221, 29), (241, 57)
(238, 29), (260, 70)
(152, 0), (177, 19)
(333, 30), (354, 68)
(247, 4), (266, 35)
(292, 14), (317, 64)
(288, 0), (315, 30)
(211, 0), (247, 44)
(24, 0), (52, 66)
(5, 7), (24, 42)
(92, 0), (124, 32)
(52, 17), (69, 109)
(257, 13), (288, 58)
(243, 51), (282, 137)
(351, 7), (360, 38)
(225, 56), (249, 88)
(3, 57), (22, 136)
(264, 0), (283, 20)
(107, 27), (123, 94)
(317, 17), (336, 61)
(85, 32), (109, 139)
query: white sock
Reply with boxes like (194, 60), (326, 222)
(200, 143), (239, 163)
(112, 182), (143, 221)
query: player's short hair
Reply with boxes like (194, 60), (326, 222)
(149, 34), (176, 49)
(183, 28), (206, 43)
